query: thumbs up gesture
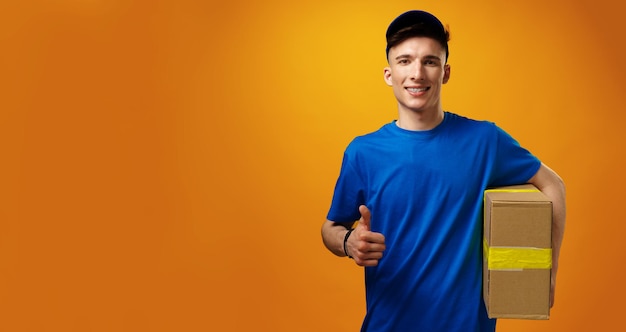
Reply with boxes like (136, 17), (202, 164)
(346, 205), (386, 267)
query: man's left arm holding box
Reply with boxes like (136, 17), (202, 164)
(528, 163), (566, 308)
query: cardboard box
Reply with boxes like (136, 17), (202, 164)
(483, 184), (552, 319)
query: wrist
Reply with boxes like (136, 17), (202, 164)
(343, 228), (354, 259)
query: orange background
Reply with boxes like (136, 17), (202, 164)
(1, 0), (624, 331)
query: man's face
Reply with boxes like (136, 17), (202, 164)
(384, 37), (450, 115)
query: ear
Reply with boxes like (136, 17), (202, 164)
(442, 64), (451, 84)
(383, 67), (393, 86)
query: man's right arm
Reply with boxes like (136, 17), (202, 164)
(321, 220), (354, 257)
(321, 205), (386, 267)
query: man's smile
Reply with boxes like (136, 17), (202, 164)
(406, 87), (430, 93)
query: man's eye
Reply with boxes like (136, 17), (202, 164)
(398, 59), (409, 65)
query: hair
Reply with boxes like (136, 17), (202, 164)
(386, 23), (450, 63)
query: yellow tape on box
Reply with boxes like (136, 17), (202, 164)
(483, 238), (552, 270)
(484, 188), (541, 195)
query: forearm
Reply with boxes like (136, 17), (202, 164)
(321, 220), (353, 257)
(529, 163), (566, 277)
(543, 179), (566, 277)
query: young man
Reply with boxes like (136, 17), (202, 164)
(321, 10), (566, 332)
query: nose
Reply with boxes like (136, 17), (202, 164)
(411, 63), (425, 81)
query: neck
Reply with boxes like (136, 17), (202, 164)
(396, 109), (445, 131)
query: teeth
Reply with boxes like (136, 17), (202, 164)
(407, 87), (428, 92)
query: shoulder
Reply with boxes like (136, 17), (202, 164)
(341, 122), (398, 167)
(346, 122), (395, 149)
(444, 112), (498, 136)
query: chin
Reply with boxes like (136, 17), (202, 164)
(406, 104), (429, 113)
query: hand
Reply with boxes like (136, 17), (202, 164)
(550, 275), (556, 308)
(550, 258), (559, 308)
(347, 205), (386, 267)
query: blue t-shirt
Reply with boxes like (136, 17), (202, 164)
(327, 112), (541, 332)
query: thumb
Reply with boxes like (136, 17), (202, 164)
(359, 205), (371, 231)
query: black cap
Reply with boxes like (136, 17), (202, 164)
(385, 10), (448, 60)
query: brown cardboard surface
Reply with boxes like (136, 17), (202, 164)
(483, 184), (552, 319)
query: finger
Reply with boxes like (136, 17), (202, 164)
(363, 242), (386, 253)
(355, 254), (383, 267)
(352, 241), (385, 265)
(359, 259), (381, 267)
(359, 205), (371, 231)
(361, 251), (384, 261)
(361, 232), (386, 245)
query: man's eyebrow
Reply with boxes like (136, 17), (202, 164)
(394, 54), (412, 60)
(423, 55), (442, 61)
(394, 54), (442, 61)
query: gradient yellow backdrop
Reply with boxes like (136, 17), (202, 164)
(1, 0), (624, 331)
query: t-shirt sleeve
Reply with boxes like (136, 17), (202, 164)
(489, 125), (542, 187)
(326, 149), (366, 223)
